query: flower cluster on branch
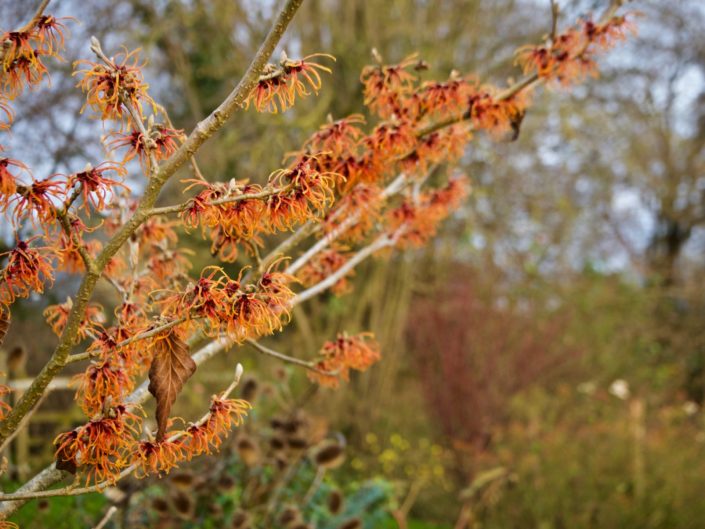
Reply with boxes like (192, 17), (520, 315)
(0, 1), (635, 520)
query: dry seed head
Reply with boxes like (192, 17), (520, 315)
(338, 519), (362, 529)
(231, 509), (251, 529)
(327, 489), (344, 514)
(278, 506), (301, 528)
(312, 440), (345, 469)
(236, 435), (261, 466)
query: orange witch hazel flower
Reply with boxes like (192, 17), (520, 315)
(308, 332), (381, 388)
(0, 14), (70, 100)
(180, 177), (266, 245)
(5, 175), (64, 228)
(34, 15), (74, 55)
(324, 183), (382, 242)
(181, 396), (251, 458)
(265, 153), (338, 232)
(388, 175), (470, 248)
(54, 404), (141, 484)
(73, 360), (133, 416)
(245, 53), (335, 113)
(416, 76), (471, 119)
(75, 46), (154, 123)
(136, 216), (179, 248)
(361, 53), (423, 119)
(226, 290), (287, 342)
(56, 233), (102, 274)
(214, 182), (267, 241)
(466, 82), (530, 137)
(515, 14), (637, 87)
(304, 114), (366, 158)
(156, 265), (229, 332)
(107, 125), (184, 168)
(132, 439), (186, 477)
(0, 30), (35, 72)
(0, 96), (13, 129)
(43, 298), (104, 340)
(66, 161), (127, 214)
(2, 48), (49, 99)
(218, 263), (293, 342)
(0, 157), (30, 199)
(209, 227), (264, 263)
(298, 244), (353, 295)
(0, 237), (56, 305)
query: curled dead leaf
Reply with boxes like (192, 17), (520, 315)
(148, 330), (196, 441)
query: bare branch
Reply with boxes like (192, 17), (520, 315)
(292, 234), (396, 305)
(245, 338), (335, 375)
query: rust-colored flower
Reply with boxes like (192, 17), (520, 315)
(304, 114), (365, 158)
(56, 234), (102, 274)
(308, 332), (381, 388)
(325, 183), (382, 242)
(6, 175), (64, 228)
(157, 266), (228, 333)
(1, 30), (35, 72)
(54, 404), (141, 485)
(361, 54), (419, 119)
(179, 178), (222, 231)
(298, 245), (352, 295)
(75, 47), (154, 123)
(34, 15), (73, 55)
(146, 246), (193, 282)
(366, 120), (416, 158)
(225, 287), (288, 342)
(258, 260), (296, 310)
(0, 238), (55, 304)
(0, 96), (14, 129)
(245, 53), (334, 113)
(416, 78), (471, 120)
(107, 125), (184, 168)
(0, 14), (66, 99)
(0, 157), (29, 199)
(515, 15), (636, 88)
(73, 360), (133, 416)
(387, 175), (469, 247)
(133, 439), (186, 477)
(265, 154), (337, 231)
(465, 83), (530, 137)
(66, 162), (127, 214)
(1, 47), (49, 98)
(135, 216), (179, 248)
(204, 397), (251, 446)
(44, 298), (104, 341)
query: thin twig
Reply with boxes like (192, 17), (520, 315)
(93, 505), (117, 529)
(244, 339), (334, 375)
(18, 0), (50, 33)
(146, 184), (292, 218)
(292, 234), (396, 305)
(549, 0), (560, 43)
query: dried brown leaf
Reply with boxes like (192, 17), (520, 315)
(54, 447), (78, 474)
(148, 330), (196, 441)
